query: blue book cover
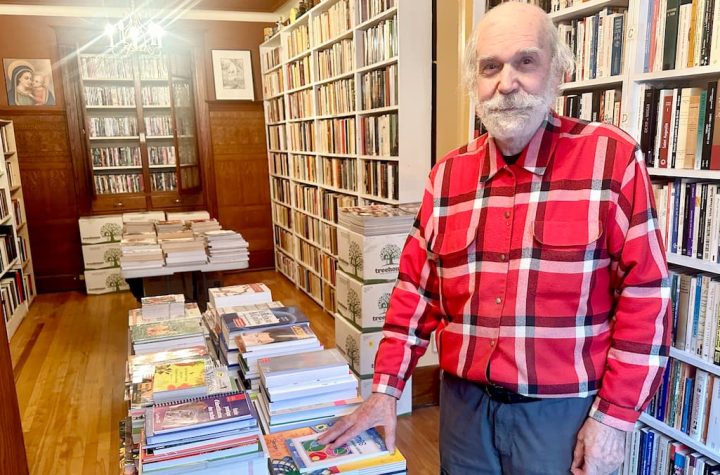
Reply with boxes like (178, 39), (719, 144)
(671, 179), (682, 253)
(656, 359), (672, 422)
(611, 14), (624, 76)
(643, 430), (655, 475)
(691, 276), (704, 351)
(680, 377), (694, 433)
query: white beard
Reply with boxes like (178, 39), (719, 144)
(476, 84), (558, 153)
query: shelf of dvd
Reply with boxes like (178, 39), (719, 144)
(77, 51), (202, 213)
(260, 0), (431, 314)
(0, 120), (36, 339)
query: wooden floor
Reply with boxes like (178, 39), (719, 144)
(9, 269), (440, 475)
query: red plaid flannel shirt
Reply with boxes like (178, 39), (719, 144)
(372, 113), (672, 431)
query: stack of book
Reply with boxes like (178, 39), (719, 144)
(130, 317), (205, 354)
(204, 230), (250, 264)
(124, 221), (156, 235)
(208, 283), (273, 308)
(129, 302), (202, 326)
(189, 218), (222, 234)
(140, 391), (268, 474)
(120, 229), (164, 270)
(161, 238), (208, 266)
(255, 349), (361, 434)
(155, 220), (186, 235)
(141, 294), (185, 320)
(337, 203), (418, 236)
(264, 422), (407, 474)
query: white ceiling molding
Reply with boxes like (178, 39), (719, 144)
(0, 4), (277, 22)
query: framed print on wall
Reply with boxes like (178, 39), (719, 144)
(211, 50), (255, 101)
(4, 58), (56, 106)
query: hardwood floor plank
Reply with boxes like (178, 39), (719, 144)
(9, 270), (440, 474)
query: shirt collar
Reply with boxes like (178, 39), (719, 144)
(479, 111), (561, 183)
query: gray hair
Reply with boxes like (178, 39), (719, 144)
(463, 7), (575, 101)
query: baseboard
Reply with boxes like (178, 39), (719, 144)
(37, 274), (85, 293)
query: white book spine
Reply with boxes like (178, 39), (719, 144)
(705, 376), (720, 450)
(689, 369), (710, 440)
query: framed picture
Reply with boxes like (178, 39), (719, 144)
(4, 58), (56, 106)
(211, 50), (255, 101)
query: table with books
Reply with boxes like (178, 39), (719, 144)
(120, 282), (409, 475)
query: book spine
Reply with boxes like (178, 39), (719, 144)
(703, 81), (717, 169)
(663, 0), (681, 70)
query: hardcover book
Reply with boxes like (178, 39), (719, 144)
(286, 426), (389, 472)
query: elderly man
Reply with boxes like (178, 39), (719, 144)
(319, 2), (671, 474)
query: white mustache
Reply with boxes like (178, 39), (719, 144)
(481, 91), (545, 113)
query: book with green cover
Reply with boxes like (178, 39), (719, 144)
(130, 317), (202, 343)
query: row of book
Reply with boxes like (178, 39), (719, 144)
(643, 0), (720, 73)
(80, 55), (134, 79)
(275, 249), (295, 279)
(263, 69), (284, 98)
(298, 264), (325, 302)
(292, 153), (317, 181)
(317, 77), (355, 116)
(320, 155), (358, 191)
(288, 88), (313, 120)
(88, 116), (137, 138)
(361, 112), (398, 156)
(295, 210), (322, 245)
(362, 159), (399, 200)
(640, 83), (720, 170)
(557, 8), (626, 82)
(362, 16), (398, 66)
(266, 96), (285, 123)
(312, 0), (354, 46)
(361, 63), (397, 110)
(322, 189), (357, 223)
(621, 423), (720, 474)
(288, 121), (315, 152)
(669, 270), (720, 360)
(262, 47), (281, 72)
(271, 177), (291, 204)
(653, 180), (720, 263)
(4, 162), (15, 189)
(17, 235), (29, 265)
(12, 199), (23, 228)
(137, 56), (169, 80)
(272, 203), (292, 229)
(318, 117), (356, 155)
(316, 38), (353, 81)
(140, 86), (171, 107)
(555, 88), (623, 126)
(94, 173), (143, 194)
(644, 358), (720, 450)
(0, 188), (9, 222)
(144, 116), (174, 137)
(148, 145), (176, 166)
(287, 55), (311, 90)
(268, 125), (286, 151)
(359, 0), (395, 22)
(275, 227), (294, 256)
(287, 24), (310, 59)
(0, 126), (10, 154)
(150, 172), (177, 192)
(84, 86), (135, 106)
(294, 183), (322, 215)
(91, 146), (142, 168)
(0, 269), (27, 324)
(298, 238), (324, 272)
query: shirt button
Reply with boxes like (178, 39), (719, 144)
(495, 297), (502, 304)
(500, 254), (507, 261)
(490, 340), (495, 347)
(504, 211), (511, 219)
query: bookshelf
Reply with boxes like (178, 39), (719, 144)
(77, 52), (202, 213)
(0, 120), (36, 339)
(260, 0), (432, 314)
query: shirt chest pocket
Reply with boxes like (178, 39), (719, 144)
(532, 219), (604, 258)
(429, 225), (479, 318)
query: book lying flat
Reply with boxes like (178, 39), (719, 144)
(235, 323), (317, 353)
(149, 392), (253, 435)
(286, 426), (389, 473)
(259, 348), (349, 388)
(152, 359), (208, 402)
(131, 318), (203, 343)
(221, 306), (310, 344)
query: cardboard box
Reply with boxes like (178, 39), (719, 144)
(357, 373), (412, 415)
(81, 243), (122, 270)
(336, 270), (394, 331)
(335, 315), (383, 377)
(122, 211), (166, 223)
(79, 215), (124, 245)
(84, 268), (129, 294)
(337, 227), (406, 283)
(166, 211), (211, 222)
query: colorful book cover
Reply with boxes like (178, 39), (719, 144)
(210, 283), (271, 299)
(221, 307), (309, 335)
(141, 294), (184, 305)
(151, 392), (253, 435)
(130, 318), (202, 342)
(236, 324), (316, 352)
(153, 359), (207, 393)
(286, 426), (389, 472)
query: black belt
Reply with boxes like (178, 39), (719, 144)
(478, 382), (541, 404)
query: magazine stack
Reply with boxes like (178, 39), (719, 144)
(120, 223), (164, 270)
(264, 422), (408, 474)
(254, 349), (362, 435)
(204, 230), (250, 265)
(335, 204), (431, 414)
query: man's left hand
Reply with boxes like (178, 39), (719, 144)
(570, 417), (625, 475)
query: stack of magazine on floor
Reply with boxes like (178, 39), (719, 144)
(254, 349), (362, 435)
(337, 203), (419, 236)
(263, 421), (407, 474)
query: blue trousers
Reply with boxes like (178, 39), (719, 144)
(439, 372), (594, 475)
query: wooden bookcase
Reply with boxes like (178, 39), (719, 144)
(0, 119), (36, 339)
(259, 0), (432, 314)
(76, 51), (203, 213)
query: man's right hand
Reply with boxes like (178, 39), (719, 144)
(316, 392), (398, 452)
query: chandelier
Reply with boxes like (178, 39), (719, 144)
(104, 1), (165, 55)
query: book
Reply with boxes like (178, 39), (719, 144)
(235, 323), (317, 353)
(209, 283), (272, 308)
(286, 426), (389, 473)
(258, 349), (350, 388)
(220, 306), (310, 345)
(152, 359), (208, 402)
(149, 392), (254, 436)
(131, 318), (203, 343)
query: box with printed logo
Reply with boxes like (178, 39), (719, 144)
(357, 373), (412, 415)
(84, 268), (129, 294)
(336, 269), (395, 331)
(79, 215), (124, 245)
(337, 227), (407, 283)
(335, 315), (383, 377)
(81, 242), (122, 270)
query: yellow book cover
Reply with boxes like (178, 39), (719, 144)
(153, 359), (206, 393)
